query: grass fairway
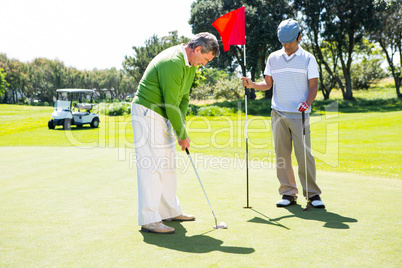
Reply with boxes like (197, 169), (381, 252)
(1, 147), (401, 267)
(0, 104), (401, 179)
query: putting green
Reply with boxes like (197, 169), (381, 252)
(1, 147), (401, 267)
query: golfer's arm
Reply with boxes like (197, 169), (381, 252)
(244, 76), (273, 91)
(159, 64), (188, 140)
(179, 94), (189, 123)
(306, 78), (318, 106)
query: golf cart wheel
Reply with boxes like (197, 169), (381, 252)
(48, 119), (55, 129)
(91, 117), (99, 128)
(63, 119), (71, 130)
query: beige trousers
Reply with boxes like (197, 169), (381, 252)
(131, 103), (182, 226)
(271, 110), (321, 199)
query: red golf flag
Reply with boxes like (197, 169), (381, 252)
(212, 7), (245, 52)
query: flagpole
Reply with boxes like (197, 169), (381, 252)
(243, 17), (251, 209)
(211, 6), (249, 208)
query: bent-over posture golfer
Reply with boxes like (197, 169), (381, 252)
(241, 19), (325, 209)
(131, 33), (219, 234)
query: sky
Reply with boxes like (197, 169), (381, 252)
(0, 0), (195, 71)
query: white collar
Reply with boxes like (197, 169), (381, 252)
(181, 44), (191, 67)
(281, 47), (302, 58)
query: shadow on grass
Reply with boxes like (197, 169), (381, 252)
(53, 126), (98, 131)
(192, 97), (402, 116)
(313, 98), (402, 114)
(141, 222), (255, 254)
(283, 205), (357, 229)
(248, 209), (290, 230)
(248, 206), (357, 229)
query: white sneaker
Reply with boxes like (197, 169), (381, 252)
(309, 195), (325, 208)
(141, 221), (175, 234)
(276, 195), (297, 207)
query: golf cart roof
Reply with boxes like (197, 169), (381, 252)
(56, 89), (94, 93)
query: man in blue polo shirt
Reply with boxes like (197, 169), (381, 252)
(241, 19), (325, 209)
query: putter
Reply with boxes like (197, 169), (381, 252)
(185, 148), (228, 229)
(302, 111), (312, 211)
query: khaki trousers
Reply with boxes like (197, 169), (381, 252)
(131, 103), (182, 226)
(271, 110), (321, 199)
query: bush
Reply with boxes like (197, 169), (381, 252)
(94, 102), (131, 116)
(106, 103), (126, 116)
(197, 105), (235, 116)
(190, 84), (213, 100)
(186, 104), (198, 116)
(201, 68), (229, 85)
(213, 77), (244, 100)
(351, 58), (386, 90)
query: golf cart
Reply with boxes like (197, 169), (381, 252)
(48, 89), (100, 130)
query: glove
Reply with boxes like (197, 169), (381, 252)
(297, 102), (309, 112)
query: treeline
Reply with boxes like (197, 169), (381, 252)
(190, 0), (402, 99)
(1, 0), (401, 105)
(0, 31), (207, 105)
(0, 54), (137, 105)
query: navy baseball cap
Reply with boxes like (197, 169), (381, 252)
(277, 19), (300, 44)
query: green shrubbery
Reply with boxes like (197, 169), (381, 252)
(94, 102), (238, 117)
(190, 76), (243, 101)
(187, 99), (272, 117)
(92, 83), (401, 117)
(94, 102), (131, 116)
(94, 102), (237, 117)
(209, 99), (272, 116)
(190, 84), (213, 100)
(351, 58), (386, 90)
(196, 106), (235, 116)
(18, 98), (51, 106)
(213, 78), (244, 100)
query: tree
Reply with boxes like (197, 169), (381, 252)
(189, 0), (233, 71)
(0, 53), (136, 103)
(1, 54), (34, 103)
(308, 40), (342, 100)
(119, 74), (137, 100)
(295, 0), (343, 100)
(190, 0), (292, 99)
(123, 31), (190, 84)
(369, 0), (402, 98)
(213, 76), (244, 99)
(350, 39), (386, 90)
(321, 0), (379, 100)
(2, 59), (29, 104)
(0, 68), (8, 97)
(29, 58), (66, 103)
(202, 67), (229, 85)
(296, 0), (385, 100)
(90, 68), (130, 100)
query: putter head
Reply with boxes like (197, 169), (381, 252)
(214, 222), (228, 229)
(303, 202), (312, 211)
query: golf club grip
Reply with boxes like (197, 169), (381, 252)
(302, 111), (305, 135)
(185, 148), (190, 155)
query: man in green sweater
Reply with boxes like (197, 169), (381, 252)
(131, 33), (219, 234)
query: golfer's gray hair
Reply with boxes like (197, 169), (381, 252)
(188, 32), (220, 57)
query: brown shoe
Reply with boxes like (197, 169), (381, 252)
(141, 221), (175, 234)
(169, 214), (196, 221)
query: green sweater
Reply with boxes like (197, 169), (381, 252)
(133, 45), (196, 140)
